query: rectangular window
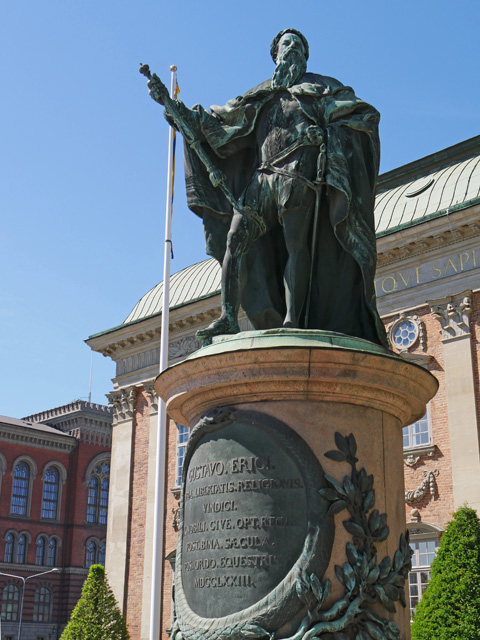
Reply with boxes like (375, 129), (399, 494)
(176, 425), (189, 487)
(409, 538), (438, 618)
(403, 409), (431, 449)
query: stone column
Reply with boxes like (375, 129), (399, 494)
(155, 330), (437, 640)
(105, 386), (137, 611)
(429, 290), (480, 513)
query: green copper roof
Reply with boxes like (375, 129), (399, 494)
(375, 153), (480, 234)
(124, 258), (221, 324)
(102, 137), (480, 334)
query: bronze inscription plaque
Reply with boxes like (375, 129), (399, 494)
(181, 420), (308, 618)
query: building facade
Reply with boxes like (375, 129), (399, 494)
(0, 401), (112, 640)
(86, 136), (480, 640)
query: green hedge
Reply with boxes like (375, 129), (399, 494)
(411, 506), (480, 639)
(60, 564), (129, 640)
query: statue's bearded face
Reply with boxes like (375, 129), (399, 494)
(272, 33), (307, 89)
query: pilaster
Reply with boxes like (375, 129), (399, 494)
(104, 385), (138, 611)
(428, 290), (480, 512)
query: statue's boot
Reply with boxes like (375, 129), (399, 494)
(196, 314), (241, 344)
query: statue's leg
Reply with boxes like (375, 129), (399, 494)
(196, 211), (254, 343)
(281, 193), (315, 328)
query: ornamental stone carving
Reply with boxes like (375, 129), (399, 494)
(144, 381), (159, 412)
(107, 386), (138, 423)
(405, 470), (439, 504)
(428, 290), (472, 341)
(169, 335), (200, 360)
(387, 313), (425, 352)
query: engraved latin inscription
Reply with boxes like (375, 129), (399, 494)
(181, 422), (308, 618)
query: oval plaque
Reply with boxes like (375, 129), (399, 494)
(175, 408), (334, 639)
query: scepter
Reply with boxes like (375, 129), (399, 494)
(139, 63), (265, 236)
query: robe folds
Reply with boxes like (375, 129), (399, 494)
(182, 72), (387, 347)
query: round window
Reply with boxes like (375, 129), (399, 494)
(392, 319), (418, 349)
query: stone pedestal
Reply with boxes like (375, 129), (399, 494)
(155, 330), (437, 640)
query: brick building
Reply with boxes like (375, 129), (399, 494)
(0, 401), (112, 640)
(86, 135), (480, 640)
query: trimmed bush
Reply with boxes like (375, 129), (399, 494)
(411, 506), (480, 639)
(60, 564), (129, 640)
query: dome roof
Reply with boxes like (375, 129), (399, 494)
(124, 258), (221, 324)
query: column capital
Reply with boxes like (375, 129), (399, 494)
(428, 290), (472, 341)
(107, 386), (138, 423)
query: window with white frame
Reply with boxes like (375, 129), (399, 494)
(176, 424), (189, 487)
(403, 408), (431, 450)
(408, 537), (439, 618)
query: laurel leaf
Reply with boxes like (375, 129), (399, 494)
(327, 499), (348, 517)
(325, 450), (347, 462)
(334, 432), (350, 456)
(343, 520), (366, 538)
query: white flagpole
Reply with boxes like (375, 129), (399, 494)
(150, 63), (177, 640)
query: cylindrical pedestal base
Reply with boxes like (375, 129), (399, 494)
(155, 330), (438, 640)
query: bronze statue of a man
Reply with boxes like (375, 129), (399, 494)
(147, 29), (387, 347)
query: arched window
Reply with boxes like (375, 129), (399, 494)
(33, 586), (52, 622)
(16, 534), (26, 564)
(41, 466), (60, 519)
(85, 540), (96, 568)
(4, 533), (14, 563)
(99, 477), (109, 525)
(86, 461), (110, 525)
(1, 584), (20, 621)
(11, 461), (30, 515)
(86, 476), (99, 523)
(36, 536), (46, 566)
(46, 538), (57, 567)
(98, 540), (106, 566)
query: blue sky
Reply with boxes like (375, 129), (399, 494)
(1, 0), (478, 417)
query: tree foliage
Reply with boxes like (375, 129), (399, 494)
(60, 564), (129, 640)
(411, 506), (480, 640)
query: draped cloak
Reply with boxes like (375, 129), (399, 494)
(182, 72), (387, 347)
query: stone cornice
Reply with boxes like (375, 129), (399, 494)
(87, 303), (220, 361)
(0, 425), (77, 452)
(377, 206), (480, 268)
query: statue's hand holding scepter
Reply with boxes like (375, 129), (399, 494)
(139, 63), (169, 105)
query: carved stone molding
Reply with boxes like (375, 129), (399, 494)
(428, 290), (472, 341)
(144, 381), (159, 412)
(377, 221), (480, 267)
(169, 335), (201, 360)
(116, 336), (201, 377)
(405, 470), (439, 504)
(107, 386), (138, 423)
(403, 444), (436, 467)
(387, 312), (426, 352)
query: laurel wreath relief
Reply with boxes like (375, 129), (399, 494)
(282, 432), (412, 640)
